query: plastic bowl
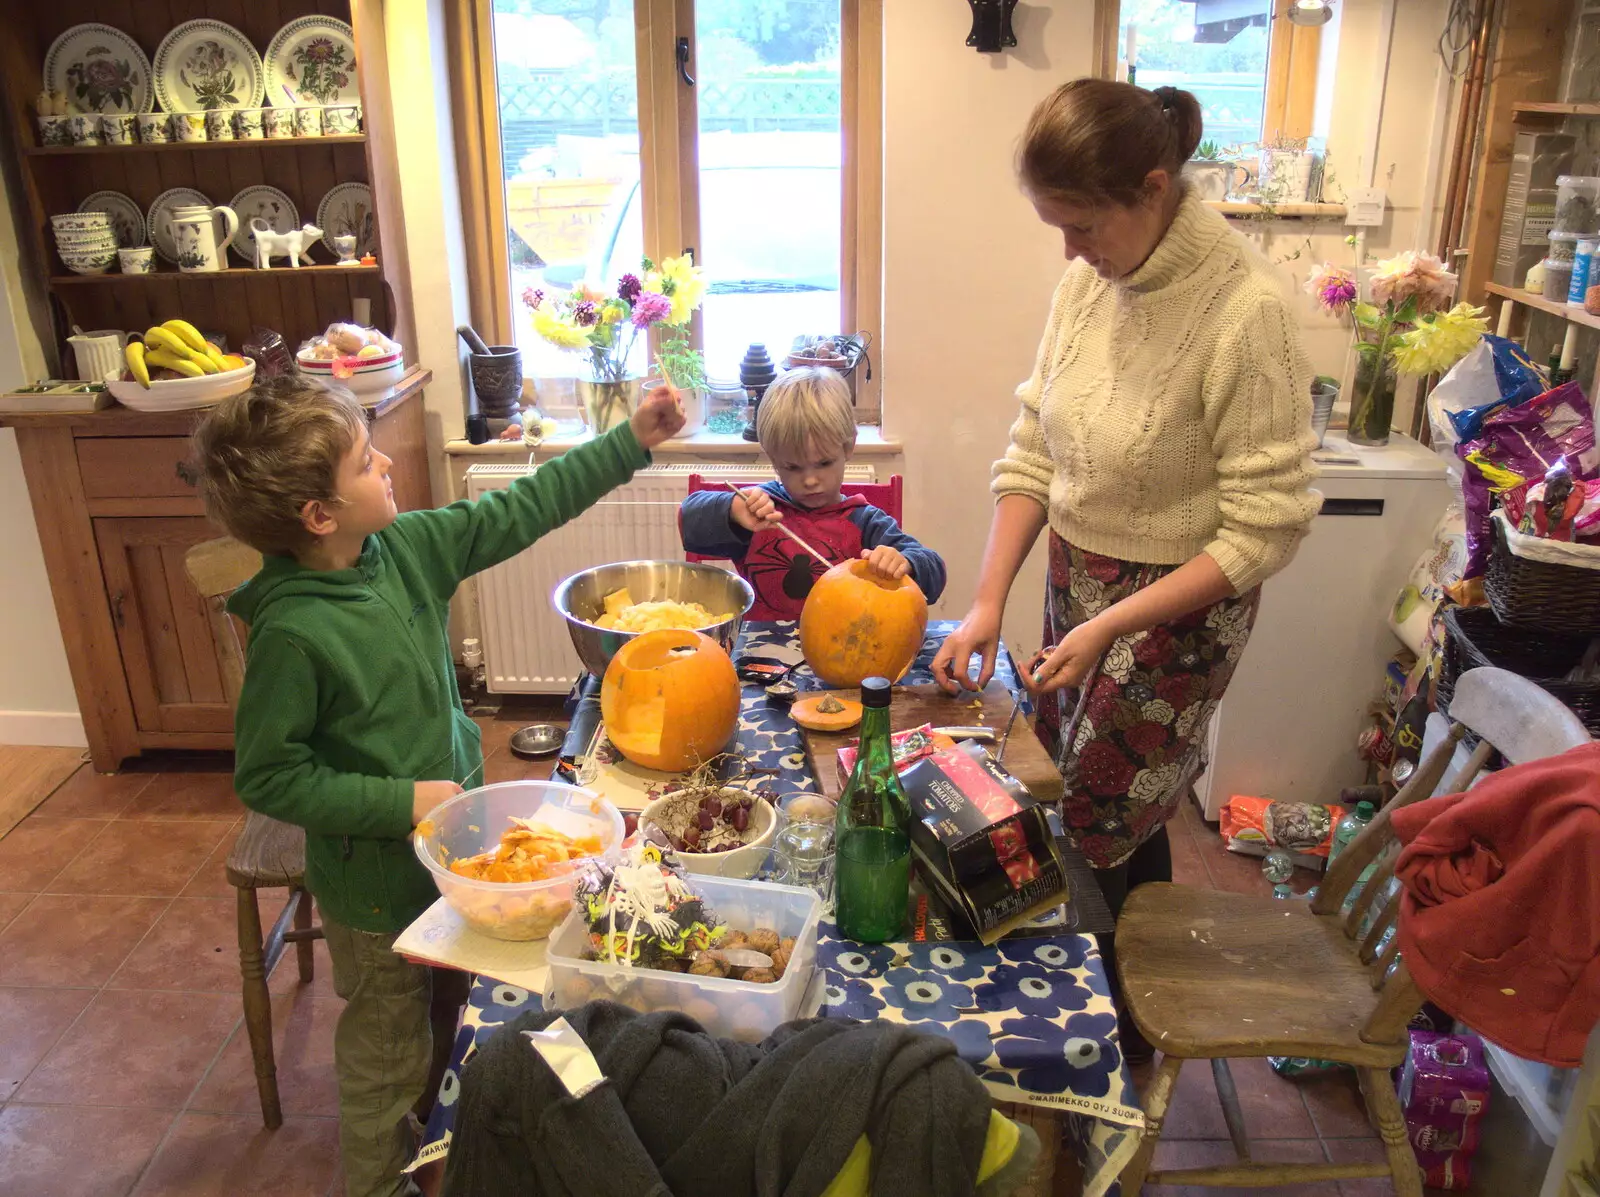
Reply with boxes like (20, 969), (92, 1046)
(413, 780), (624, 941)
(638, 792), (778, 878)
(552, 560), (755, 677)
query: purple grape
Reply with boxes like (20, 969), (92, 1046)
(683, 826), (701, 847)
(704, 797), (722, 816)
(731, 806), (749, 833)
(696, 811), (715, 831)
(668, 833), (687, 852)
(645, 824), (668, 846)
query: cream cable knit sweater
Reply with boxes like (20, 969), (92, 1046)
(992, 190), (1321, 594)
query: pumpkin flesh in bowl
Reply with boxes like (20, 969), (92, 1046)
(600, 629), (741, 772)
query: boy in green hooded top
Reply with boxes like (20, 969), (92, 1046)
(192, 373), (685, 1197)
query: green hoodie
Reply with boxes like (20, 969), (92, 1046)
(228, 423), (649, 933)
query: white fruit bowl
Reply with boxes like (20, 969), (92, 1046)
(297, 349), (406, 397)
(107, 359), (256, 412)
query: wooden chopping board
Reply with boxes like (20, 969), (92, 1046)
(801, 681), (1063, 804)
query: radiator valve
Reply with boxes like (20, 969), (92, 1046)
(461, 638), (484, 670)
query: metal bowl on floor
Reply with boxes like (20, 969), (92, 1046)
(509, 723), (564, 759)
(553, 560), (755, 677)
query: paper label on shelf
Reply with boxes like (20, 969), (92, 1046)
(1345, 188), (1388, 226)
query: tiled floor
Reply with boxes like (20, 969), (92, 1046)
(0, 724), (1494, 1196)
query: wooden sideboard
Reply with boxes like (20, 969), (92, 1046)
(1, 368), (432, 769)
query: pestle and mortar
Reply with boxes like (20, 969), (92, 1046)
(458, 325), (523, 441)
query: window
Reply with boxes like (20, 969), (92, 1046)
(458, 0), (882, 422)
(1108, 0), (1322, 148)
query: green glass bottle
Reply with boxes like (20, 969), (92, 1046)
(834, 676), (911, 942)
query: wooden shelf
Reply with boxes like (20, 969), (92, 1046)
(1485, 280), (1600, 332)
(1513, 102), (1600, 121)
(50, 265), (381, 286)
(24, 135), (366, 156)
(1206, 200), (1347, 219)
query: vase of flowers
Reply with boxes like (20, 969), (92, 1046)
(523, 254), (708, 433)
(1307, 252), (1488, 447)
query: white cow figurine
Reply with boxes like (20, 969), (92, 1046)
(252, 220), (322, 269)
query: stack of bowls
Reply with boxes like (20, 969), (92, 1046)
(51, 213), (118, 276)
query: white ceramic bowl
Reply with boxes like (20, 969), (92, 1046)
(107, 359), (256, 411)
(638, 792), (779, 879)
(51, 213), (112, 232)
(60, 251), (118, 276)
(56, 228), (118, 242)
(296, 351), (406, 396)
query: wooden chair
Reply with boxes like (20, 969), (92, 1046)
(1116, 665), (1592, 1194)
(185, 536), (324, 1131)
(682, 472), (904, 563)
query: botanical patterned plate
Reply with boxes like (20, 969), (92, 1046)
(44, 23), (153, 114)
(146, 187), (210, 264)
(77, 191), (145, 249)
(264, 17), (359, 107)
(316, 182), (375, 259)
(227, 185), (300, 264)
(153, 19), (264, 112)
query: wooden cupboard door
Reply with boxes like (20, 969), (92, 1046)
(369, 393), (430, 514)
(94, 517), (234, 736)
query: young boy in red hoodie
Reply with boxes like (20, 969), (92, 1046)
(678, 367), (945, 617)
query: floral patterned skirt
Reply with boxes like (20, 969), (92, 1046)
(1035, 533), (1261, 870)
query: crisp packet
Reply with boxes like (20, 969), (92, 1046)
(835, 723), (956, 781)
(1220, 796), (1346, 859)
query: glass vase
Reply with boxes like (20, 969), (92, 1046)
(575, 373), (642, 434)
(1348, 352), (1397, 447)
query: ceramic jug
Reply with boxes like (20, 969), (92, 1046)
(169, 204), (239, 273)
(66, 329), (126, 382)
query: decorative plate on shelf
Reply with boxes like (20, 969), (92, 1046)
(77, 191), (145, 249)
(146, 187), (210, 264)
(44, 23), (153, 115)
(227, 185), (302, 264)
(153, 19), (264, 112)
(316, 182), (375, 259)
(264, 17), (359, 107)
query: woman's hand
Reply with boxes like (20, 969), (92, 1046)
(931, 603), (1004, 694)
(731, 487), (782, 531)
(1024, 617), (1117, 697)
(629, 384), (687, 449)
(859, 545), (909, 580)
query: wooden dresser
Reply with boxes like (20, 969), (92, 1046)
(1, 368), (431, 769)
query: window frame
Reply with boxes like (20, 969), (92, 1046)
(448, 0), (885, 424)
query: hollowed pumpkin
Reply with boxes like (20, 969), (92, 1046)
(799, 560), (929, 688)
(600, 629), (740, 772)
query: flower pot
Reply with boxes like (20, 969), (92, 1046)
(577, 374), (643, 433)
(1348, 354), (1397, 447)
(1310, 381), (1338, 448)
(1259, 149), (1315, 204)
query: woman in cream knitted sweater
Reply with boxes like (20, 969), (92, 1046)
(932, 79), (1320, 1054)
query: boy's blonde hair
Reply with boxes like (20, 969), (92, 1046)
(756, 366), (856, 461)
(191, 373), (366, 557)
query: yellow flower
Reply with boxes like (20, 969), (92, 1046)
(1392, 302), (1487, 375)
(530, 304), (592, 350)
(647, 252), (708, 326)
(600, 299), (625, 325)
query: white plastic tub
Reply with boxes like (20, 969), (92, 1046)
(545, 873), (821, 1042)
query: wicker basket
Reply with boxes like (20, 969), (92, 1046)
(1485, 512), (1600, 635)
(1438, 605), (1600, 739)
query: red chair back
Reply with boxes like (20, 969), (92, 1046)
(683, 474), (903, 564)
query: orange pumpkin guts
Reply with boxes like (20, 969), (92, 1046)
(600, 629), (741, 772)
(799, 560), (929, 688)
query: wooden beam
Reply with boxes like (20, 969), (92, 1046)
(841, 0), (884, 420)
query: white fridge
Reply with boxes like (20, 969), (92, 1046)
(1196, 432), (1452, 820)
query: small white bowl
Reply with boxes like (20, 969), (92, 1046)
(51, 213), (112, 231)
(638, 792), (778, 879)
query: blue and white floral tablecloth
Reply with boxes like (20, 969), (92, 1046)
(414, 622), (1143, 1195)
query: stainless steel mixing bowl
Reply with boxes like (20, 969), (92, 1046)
(552, 560), (756, 677)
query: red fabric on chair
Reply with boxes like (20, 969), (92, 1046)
(682, 474), (902, 563)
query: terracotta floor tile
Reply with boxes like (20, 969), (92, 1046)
(0, 1104), (175, 1197)
(123, 773), (245, 822)
(1149, 1137), (1330, 1195)
(1300, 1068), (1379, 1139)
(269, 933), (338, 1000)
(109, 897), (246, 994)
(0, 892), (33, 933)
(0, 818), (109, 892)
(48, 819), (229, 897)
(0, 894), (169, 988)
(1323, 1137), (1400, 1195)
(130, 1112), (341, 1196)
(18, 989), (239, 1109)
(191, 991), (340, 1118)
(179, 824), (244, 898)
(1168, 823), (1212, 889)
(1160, 1056), (1319, 1141)
(34, 767), (154, 820)
(0, 987), (95, 1099)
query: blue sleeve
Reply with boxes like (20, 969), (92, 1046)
(679, 491), (753, 560)
(853, 506), (947, 602)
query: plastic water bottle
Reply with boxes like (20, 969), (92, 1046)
(1328, 800), (1375, 865)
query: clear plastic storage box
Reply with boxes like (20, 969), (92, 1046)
(545, 874), (822, 1042)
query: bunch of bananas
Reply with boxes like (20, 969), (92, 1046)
(123, 320), (246, 388)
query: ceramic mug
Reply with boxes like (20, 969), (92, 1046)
(168, 203), (238, 273)
(294, 106), (324, 138)
(205, 109), (234, 141)
(264, 107), (296, 139)
(174, 112), (207, 142)
(324, 104), (361, 135)
(233, 108), (265, 140)
(65, 114), (100, 146)
(99, 113), (137, 145)
(36, 115), (71, 147)
(137, 113), (171, 144)
(332, 234), (358, 265)
(118, 247), (155, 275)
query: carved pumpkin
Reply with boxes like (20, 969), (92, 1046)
(600, 629), (740, 772)
(799, 560), (928, 688)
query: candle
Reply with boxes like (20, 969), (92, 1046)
(1495, 300), (1513, 338)
(1561, 323), (1578, 371)
(1126, 23), (1137, 67)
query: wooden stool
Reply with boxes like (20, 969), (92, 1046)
(226, 811), (324, 1129)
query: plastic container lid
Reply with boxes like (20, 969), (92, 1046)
(1355, 800), (1375, 820)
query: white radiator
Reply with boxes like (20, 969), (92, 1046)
(467, 462), (877, 694)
